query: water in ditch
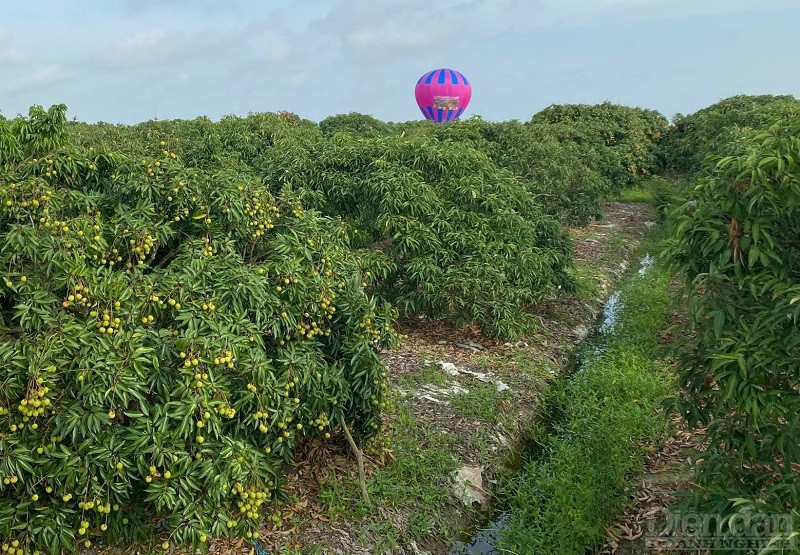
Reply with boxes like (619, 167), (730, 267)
(449, 253), (653, 555)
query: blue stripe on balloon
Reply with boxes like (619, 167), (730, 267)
(417, 74), (424, 84)
(437, 108), (444, 122)
(437, 69), (446, 84)
(426, 106), (435, 120)
(454, 107), (464, 120)
(425, 71), (436, 84)
(461, 73), (469, 86)
(449, 70), (458, 85)
(419, 106), (428, 118)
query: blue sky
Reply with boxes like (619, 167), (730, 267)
(1, 0), (799, 124)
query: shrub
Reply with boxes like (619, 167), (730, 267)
(404, 118), (607, 226)
(660, 94), (800, 173)
(318, 113), (392, 138)
(647, 175), (685, 221)
(70, 111), (320, 171)
(0, 105), (399, 553)
(664, 117), (800, 528)
(264, 132), (576, 338)
(486, 122), (608, 226)
(530, 101), (669, 193)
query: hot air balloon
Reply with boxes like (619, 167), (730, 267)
(415, 68), (472, 123)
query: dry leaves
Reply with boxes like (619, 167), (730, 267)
(599, 418), (708, 555)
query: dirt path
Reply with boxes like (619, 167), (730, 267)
(599, 414), (706, 555)
(242, 202), (658, 555)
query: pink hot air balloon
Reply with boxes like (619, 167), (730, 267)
(415, 68), (472, 123)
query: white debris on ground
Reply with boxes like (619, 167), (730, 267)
(495, 380), (511, 393)
(437, 361), (460, 376)
(460, 369), (491, 383)
(436, 360), (493, 383)
(451, 465), (490, 509)
(404, 360), (512, 407)
(573, 324), (590, 341)
(494, 431), (511, 449)
(502, 340), (529, 349)
(456, 341), (486, 351)
(416, 383), (470, 404)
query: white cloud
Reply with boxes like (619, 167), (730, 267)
(121, 29), (166, 51)
(315, 0), (457, 64)
(124, 0), (194, 12)
(346, 28), (449, 50)
(288, 72), (308, 87)
(0, 29), (25, 65)
(504, 0), (800, 29)
(29, 65), (70, 86)
(0, 47), (24, 65)
(393, 0), (800, 37)
(264, 41), (292, 63)
(2, 0), (798, 125)
(105, 29), (168, 68)
(7, 64), (73, 94)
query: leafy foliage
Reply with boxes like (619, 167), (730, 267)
(70, 111), (589, 338)
(0, 105), (399, 553)
(660, 94), (800, 173)
(316, 107), (670, 226)
(647, 175), (686, 222)
(69, 111), (319, 171)
(318, 113), (392, 138)
(489, 123), (608, 226)
(530, 101), (669, 193)
(398, 118), (608, 226)
(664, 117), (800, 530)
(264, 132), (576, 338)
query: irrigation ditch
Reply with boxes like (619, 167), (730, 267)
(451, 243), (674, 554)
(261, 201), (681, 555)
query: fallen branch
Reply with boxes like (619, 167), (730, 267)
(338, 414), (372, 508)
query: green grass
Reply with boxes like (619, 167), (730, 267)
(395, 365), (449, 390)
(315, 394), (460, 547)
(450, 382), (511, 423)
(310, 229), (673, 554)
(569, 263), (602, 300)
(614, 176), (686, 206)
(496, 230), (674, 554)
(599, 234), (630, 265)
(614, 186), (655, 203)
(367, 400), (459, 528)
(317, 472), (362, 520)
(474, 350), (557, 380)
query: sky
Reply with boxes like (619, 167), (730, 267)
(1, 0), (799, 124)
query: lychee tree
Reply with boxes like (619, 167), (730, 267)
(0, 105), (399, 553)
(664, 117), (800, 531)
(261, 132), (576, 339)
(530, 101), (669, 193)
